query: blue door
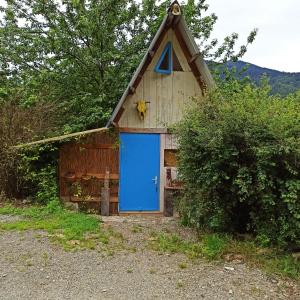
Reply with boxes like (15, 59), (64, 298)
(119, 133), (160, 211)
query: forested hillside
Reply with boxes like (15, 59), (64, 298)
(223, 61), (300, 96)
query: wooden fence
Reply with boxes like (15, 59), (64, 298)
(59, 131), (119, 215)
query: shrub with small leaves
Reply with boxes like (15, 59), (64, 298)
(176, 81), (300, 247)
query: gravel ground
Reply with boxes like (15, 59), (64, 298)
(0, 215), (299, 300)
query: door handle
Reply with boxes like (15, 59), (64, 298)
(152, 176), (158, 185)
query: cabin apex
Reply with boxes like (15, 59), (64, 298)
(107, 0), (215, 129)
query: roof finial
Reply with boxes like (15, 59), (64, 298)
(170, 1), (181, 16)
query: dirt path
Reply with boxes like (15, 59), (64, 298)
(0, 215), (299, 300)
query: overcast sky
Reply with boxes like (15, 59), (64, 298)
(206, 0), (299, 72)
(0, 0), (299, 72)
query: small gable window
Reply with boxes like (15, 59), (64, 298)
(155, 42), (172, 74)
(155, 42), (183, 74)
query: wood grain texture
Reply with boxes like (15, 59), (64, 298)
(59, 131), (120, 215)
(119, 28), (202, 129)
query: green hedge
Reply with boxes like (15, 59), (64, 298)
(176, 83), (300, 247)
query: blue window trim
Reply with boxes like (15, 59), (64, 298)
(154, 42), (172, 75)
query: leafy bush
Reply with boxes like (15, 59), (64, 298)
(0, 97), (59, 199)
(176, 82), (300, 247)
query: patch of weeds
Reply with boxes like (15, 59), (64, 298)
(149, 268), (156, 274)
(201, 234), (228, 260)
(106, 225), (124, 241)
(178, 262), (187, 269)
(225, 239), (300, 279)
(176, 280), (184, 289)
(20, 252), (34, 267)
(131, 224), (143, 233)
(106, 250), (115, 257)
(127, 246), (137, 253)
(148, 232), (202, 259)
(148, 231), (300, 279)
(126, 268), (133, 273)
(42, 252), (49, 267)
(258, 253), (300, 279)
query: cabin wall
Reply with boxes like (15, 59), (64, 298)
(118, 28), (202, 129)
(59, 131), (119, 215)
(160, 134), (180, 213)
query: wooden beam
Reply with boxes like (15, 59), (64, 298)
(62, 173), (119, 180)
(129, 86), (136, 94)
(148, 50), (155, 58)
(14, 127), (109, 149)
(78, 144), (118, 150)
(172, 15), (181, 28)
(189, 52), (201, 64)
(166, 14), (174, 28)
(131, 26), (169, 91)
(67, 196), (118, 203)
(174, 28), (206, 95)
(113, 106), (125, 124)
(118, 127), (168, 133)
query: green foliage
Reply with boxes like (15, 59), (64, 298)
(212, 60), (300, 96)
(149, 232), (202, 259)
(0, 96), (59, 199)
(18, 144), (59, 204)
(149, 232), (227, 260)
(0, 202), (108, 250)
(149, 231), (300, 279)
(201, 234), (228, 259)
(0, 1), (257, 204)
(0, 0), (257, 133)
(176, 80), (300, 247)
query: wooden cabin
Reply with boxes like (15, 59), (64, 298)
(59, 1), (215, 215)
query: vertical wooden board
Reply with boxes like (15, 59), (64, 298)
(159, 74), (172, 126)
(129, 79), (144, 128)
(194, 75), (203, 97)
(118, 95), (130, 127)
(156, 73), (163, 127)
(143, 71), (151, 128)
(184, 71), (196, 109)
(149, 72), (158, 128)
(165, 134), (178, 149)
(172, 71), (185, 123)
(171, 30), (191, 72)
(135, 77), (144, 128)
(166, 73), (174, 125)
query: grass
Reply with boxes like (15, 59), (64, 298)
(0, 202), (120, 250)
(148, 232), (300, 280)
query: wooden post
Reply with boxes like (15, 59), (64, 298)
(101, 170), (110, 216)
(164, 189), (174, 217)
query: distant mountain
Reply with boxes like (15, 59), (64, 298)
(214, 60), (300, 96)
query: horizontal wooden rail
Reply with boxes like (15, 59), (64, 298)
(62, 173), (119, 180)
(68, 196), (118, 203)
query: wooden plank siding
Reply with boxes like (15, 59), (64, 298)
(159, 133), (179, 212)
(118, 28), (202, 129)
(59, 131), (120, 214)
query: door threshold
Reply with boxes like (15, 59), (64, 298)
(119, 211), (163, 216)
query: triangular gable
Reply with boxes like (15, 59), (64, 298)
(107, 0), (215, 127)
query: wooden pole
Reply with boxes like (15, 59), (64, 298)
(100, 170), (110, 216)
(13, 127), (109, 149)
